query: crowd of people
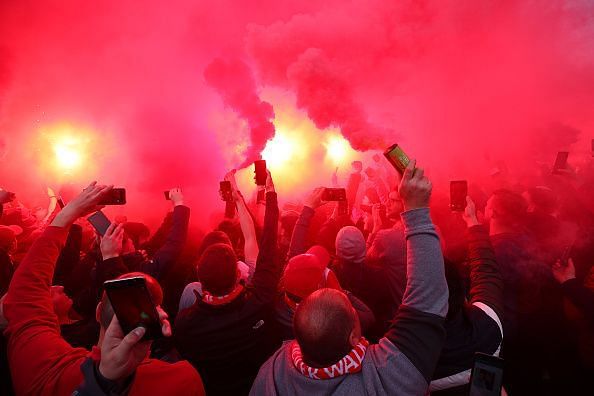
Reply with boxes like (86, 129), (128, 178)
(0, 152), (593, 396)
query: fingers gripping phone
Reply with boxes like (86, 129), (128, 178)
(450, 180), (468, 212)
(469, 353), (504, 396)
(87, 211), (112, 236)
(99, 188), (126, 205)
(104, 276), (163, 341)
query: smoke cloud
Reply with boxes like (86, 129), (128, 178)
(0, 0), (593, 229)
(204, 58), (275, 168)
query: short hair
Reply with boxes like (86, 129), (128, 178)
(293, 289), (356, 367)
(197, 230), (232, 258)
(196, 243), (238, 295)
(526, 187), (558, 214)
(99, 272), (163, 329)
(491, 189), (527, 227)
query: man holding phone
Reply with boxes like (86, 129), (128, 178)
(2, 182), (205, 395)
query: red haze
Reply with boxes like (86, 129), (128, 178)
(0, 0), (593, 230)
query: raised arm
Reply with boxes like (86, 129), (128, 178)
(384, 160), (448, 384)
(143, 188), (190, 280)
(226, 170), (259, 273)
(463, 196), (504, 322)
(3, 182), (112, 395)
(287, 188), (325, 259)
(250, 171), (281, 304)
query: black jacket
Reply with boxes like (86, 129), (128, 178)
(174, 192), (281, 396)
(431, 225), (504, 394)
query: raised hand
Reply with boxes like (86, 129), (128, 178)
(168, 188), (184, 207)
(398, 160), (432, 211)
(99, 306), (171, 381)
(51, 182), (113, 228)
(461, 196), (480, 227)
(101, 223), (125, 260)
(552, 258), (576, 284)
(304, 187), (327, 210)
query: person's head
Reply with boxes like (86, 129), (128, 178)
(197, 230), (232, 259)
(0, 225), (22, 254)
(51, 285), (73, 323)
(123, 222), (150, 250)
(386, 190), (404, 220)
(335, 226), (366, 264)
(196, 243), (239, 296)
(281, 247), (341, 309)
(485, 189), (527, 230)
(523, 186), (558, 215)
(216, 219), (244, 255)
(294, 289), (360, 367)
(351, 161), (363, 173)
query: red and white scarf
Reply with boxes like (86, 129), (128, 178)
(202, 284), (244, 306)
(291, 338), (369, 380)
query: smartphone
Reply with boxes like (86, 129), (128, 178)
(87, 210), (111, 236)
(164, 191), (170, 200)
(322, 188), (347, 201)
(99, 188), (126, 205)
(469, 353), (504, 396)
(104, 276), (162, 341)
(383, 144), (410, 175)
(57, 197), (65, 209)
(219, 181), (233, 202)
(450, 180), (468, 212)
(552, 152), (569, 174)
(254, 160), (267, 186)
(591, 139), (594, 157)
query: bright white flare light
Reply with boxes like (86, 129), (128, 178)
(262, 133), (294, 168)
(53, 137), (82, 171)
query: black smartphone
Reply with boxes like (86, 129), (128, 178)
(254, 160), (267, 186)
(87, 210), (111, 236)
(164, 191), (170, 200)
(99, 188), (126, 205)
(383, 144), (410, 175)
(219, 181), (233, 202)
(469, 353), (504, 396)
(450, 180), (468, 212)
(322, 188), (347, 201)
(103, 276), (162, 341)
(57, 197), (65, 209)
(552, 152), (569, 174)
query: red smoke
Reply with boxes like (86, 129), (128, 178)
(0, 0), (593, 230)
(204, 58), (275, 168)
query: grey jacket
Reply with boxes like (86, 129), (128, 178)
(250, 208), (449, 396)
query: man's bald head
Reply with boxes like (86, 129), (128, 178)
(293, 288), (360, 367)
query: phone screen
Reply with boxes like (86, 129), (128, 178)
(104, 277), (162, 340)
(383, 144), (410, 175)
(469, 353), (504, 396)
(220, 181), (233, 202)
(322, 188), (347, 201)
(99, 188), (127, 205)
(254, 160), (267, 186)
(87, 211), (111, 236)
(552, 152), (569, 174)
(450, 181), (468, 212)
